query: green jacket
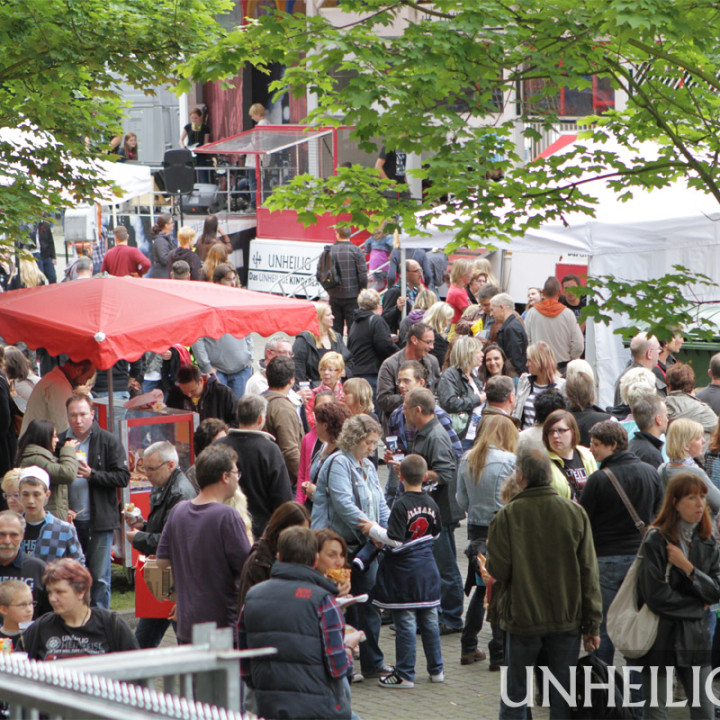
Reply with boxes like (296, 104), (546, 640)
(487, 484), (602, 637)
(19, 443), (78, 521)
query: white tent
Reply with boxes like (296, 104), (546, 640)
(402, 135), (720, 407)
(0, 126), (153, 203)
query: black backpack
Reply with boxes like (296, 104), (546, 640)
(571, 654), (635, 719)
(315, 245), (341, 291)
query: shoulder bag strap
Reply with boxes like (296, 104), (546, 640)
(604, 467), (647, 537)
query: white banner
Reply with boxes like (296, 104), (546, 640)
(247, 238), (325, 297)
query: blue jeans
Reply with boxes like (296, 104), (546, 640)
(392, 607), (443, 681)
(142, 379), (163, 395)
(135, 617), (174, 649)
(385, 467), (400, 509)
(596, 554), (635, 664)
(433, 524), (464, 631)
(216, 367), (251, 399)
(35, 253), (57, 284)
(348, 559), (384, 673)
(75, 522), (113, 609)
(500, 629), (581, 719)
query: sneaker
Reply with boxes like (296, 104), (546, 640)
(460, 649), (487, 665)
(378, 671), (415, 689)
(351, 672), (364, 683)
(363, 664), (394, 678)
(430, 671), (445, 683)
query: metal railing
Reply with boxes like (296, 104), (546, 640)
(0, 623), (275, 719)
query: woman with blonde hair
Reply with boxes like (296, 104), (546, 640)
(659, 418), (720, 512)
(398, 288), (438, 345)
(168, 226), (202, 280)
(9, 257), (47, 289)
(512, 341), (566, 430)
(456, 413), (517, 668)
(199, 242), (229, 282)
(293, 302), (351, 385)
(342, 377), (375, 417)
(473, 257), (499, 288)
(422, 301), (454, 367)
(438, 335), (486, 448)
(446, 259), (474, 333)
(306, 351), (346, 426)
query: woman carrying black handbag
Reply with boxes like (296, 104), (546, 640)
(636, 472), (720, 719)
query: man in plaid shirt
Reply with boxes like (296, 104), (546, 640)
(18, 467), (85, 565)
(327, 226), (367, 336)
(239, 526), (359, 719)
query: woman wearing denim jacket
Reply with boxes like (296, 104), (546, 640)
(456, 414), (517, 669)
(310, 413), (391, 681)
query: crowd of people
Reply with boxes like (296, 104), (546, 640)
(3, 232), (720, 719)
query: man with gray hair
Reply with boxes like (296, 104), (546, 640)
(244, 336), (294, 397)
(218, 393), (292, 538)
(125, 440), (196, 648)
(627, 393), (668, 468)
(613, 330), (666, 405)
(490, 293), (527, 375)
(487, 442), (602, 719)
(404, 387), (464, 634)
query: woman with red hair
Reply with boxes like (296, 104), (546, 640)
(20, 559), (138, 660)
(636, 472), (720, 717)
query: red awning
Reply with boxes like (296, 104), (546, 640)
(0, 277), (318, 369)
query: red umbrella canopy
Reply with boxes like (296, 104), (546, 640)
(0, 277), (319, 370)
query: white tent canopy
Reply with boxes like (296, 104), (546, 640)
(402, 135), (720, 406)
(0, 126), (152, 203)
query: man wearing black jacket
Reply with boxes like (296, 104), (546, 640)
(166, 364), (238, 427)
(490, 293), (527, 375)
(404, 387), (464, 635)
(628, 393), (668, 469)
(125, 440), (195, 648)
(58, 394), (129, 609)
(218, 394), (293, 538)
(580, 420), (663, 665)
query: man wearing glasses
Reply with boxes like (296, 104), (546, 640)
(157, 444), (251, 646)
(382, 259), (426, 334)
(125, 441), (196, 648)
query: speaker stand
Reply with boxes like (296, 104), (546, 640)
(177, 190), (185, 226)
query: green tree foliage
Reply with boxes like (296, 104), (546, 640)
(181, 0), (720, 337)
(0, 0), (230, 239)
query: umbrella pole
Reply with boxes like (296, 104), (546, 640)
(107, 369), (115, 435)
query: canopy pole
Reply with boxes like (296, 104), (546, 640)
(400, 233), (407, 321)
(107, 370), (115, 435)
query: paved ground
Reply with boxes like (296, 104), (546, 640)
(350, 619), (522, 720)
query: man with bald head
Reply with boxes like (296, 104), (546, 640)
(382, 259), (425, 333)
(613, 331), (666, 405)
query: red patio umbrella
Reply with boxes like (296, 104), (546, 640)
(0, 276), (318, 369)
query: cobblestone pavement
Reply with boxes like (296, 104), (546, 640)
(349, 619), (517, 720)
